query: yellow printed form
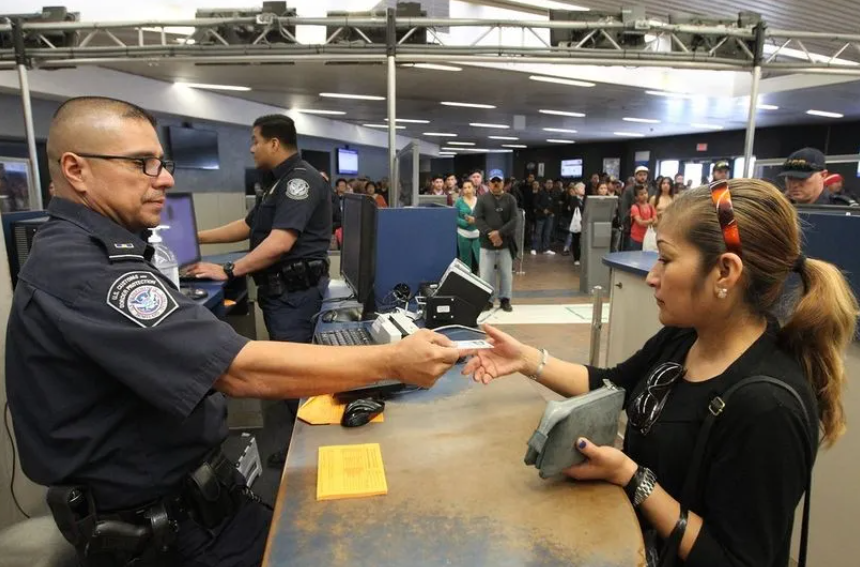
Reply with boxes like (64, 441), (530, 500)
(298, 395), (384, 426)
(316, 443), (389, 501)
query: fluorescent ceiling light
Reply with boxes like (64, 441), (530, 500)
(488, 135), (519, 140)
(614, 132), (646, 137)
(441, 101), (496, 109)
(623, 117), (661, 124)
(176, 82), (251, 91)
(385, 118), (430, 124)
(539, 109), (586, 117)
(439, 152), (457, 156)
(424, 132), (457, 137)
(543, 127), (577, 133)
(294, 109), (346, 115)
(488, 149), (514, 153)
(321, 92), (385, 101)
(470, 123), (510, 129)
(530, 75), (596, 88)
(547, 139), (575, 143)
(646, 90), (695, 99)
(506, 1), (590, 11)
(806, 109), (844, 118)
(464, 148), (491, 152)
(364, 123), (406, 129)
(502, 144), (528, 148)
(442, 147), (464, 151)
(757, 104), (779, 110)
(447, 141), (476, 146)
(690, 123), (724, 130)
(404, 63), (462, 72)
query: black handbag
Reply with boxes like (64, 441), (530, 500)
(657, 376), (814, 567)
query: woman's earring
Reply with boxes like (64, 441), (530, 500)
(718, 288), (728, 299)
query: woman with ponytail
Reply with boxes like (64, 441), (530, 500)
(464, 178), (858, 567)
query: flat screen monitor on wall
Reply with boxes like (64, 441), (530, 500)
(561, 158), (583, 178)
(168, 126), (220, 170)
(338, 148), (359, 175)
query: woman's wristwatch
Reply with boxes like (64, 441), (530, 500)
(624, 466), (657, 508)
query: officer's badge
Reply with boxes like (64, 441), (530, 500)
(106, 271), (178, 328)
(286, 178), (310, 200)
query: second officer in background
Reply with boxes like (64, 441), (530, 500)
(190, 114), (331, 344)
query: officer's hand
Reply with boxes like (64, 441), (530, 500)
(389, 330), (463, 389)
(184, 262), (228, 281)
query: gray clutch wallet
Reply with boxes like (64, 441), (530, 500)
(524, 380), (625, 478)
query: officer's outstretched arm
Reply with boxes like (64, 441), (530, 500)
(215, 330), (463, 398)
(198, 219), (251, 244)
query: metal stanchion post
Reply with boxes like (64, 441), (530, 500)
(515, 208), (526, 275)
(589, 286), (604, 367)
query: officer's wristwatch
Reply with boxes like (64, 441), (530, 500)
(222, 262), (235, 280)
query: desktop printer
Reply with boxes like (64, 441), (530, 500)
(424, 259), (493, 329)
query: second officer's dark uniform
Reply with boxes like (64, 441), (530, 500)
(245, 152), (332, 343)
(6, 197), (272, 566)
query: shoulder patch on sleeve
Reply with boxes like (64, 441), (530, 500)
(106, 271), (179, 328)
(286, 178), (310, 200)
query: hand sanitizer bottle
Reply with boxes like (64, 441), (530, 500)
(148, 225), (180, 289)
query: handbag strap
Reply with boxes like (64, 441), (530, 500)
(680, 376), (813, 567)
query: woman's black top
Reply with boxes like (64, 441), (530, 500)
(587, 323), (818, 567)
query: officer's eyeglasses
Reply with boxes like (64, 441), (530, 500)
(627, 362), (685, 436)
(70, 153), (176, 177)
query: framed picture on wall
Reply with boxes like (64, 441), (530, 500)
(0, 157), (33, 213)
(602, 158), (621, 179)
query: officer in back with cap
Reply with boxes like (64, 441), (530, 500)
(778, 147), (859, 206)
(712, 159), (731, 181)
(6, 96), (462, 567)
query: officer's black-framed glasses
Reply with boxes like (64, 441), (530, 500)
(69, 153), (176, 177)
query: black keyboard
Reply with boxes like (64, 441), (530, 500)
(314, 327), (373, 346)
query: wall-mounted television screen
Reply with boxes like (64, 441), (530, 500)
(338, 148), (359, 176)
(561, 158), (583, 178)
(168, 126), (220, 170)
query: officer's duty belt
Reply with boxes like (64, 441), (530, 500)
(46, 450), (249, 566)
(253, 257), (329, 296)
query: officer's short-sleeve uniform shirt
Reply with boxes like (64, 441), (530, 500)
(5, 198), (249, 511)
(244, 153), (332, 263)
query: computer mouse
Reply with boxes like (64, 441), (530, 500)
(341, 398), (385, 428)
(180, 287), (209, 300)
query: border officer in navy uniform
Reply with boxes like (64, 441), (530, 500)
(712, 159), (731, 181)
(191, 115), (334, 467)
(779, 147), (859, 206)
(191, 114), (332, 344)
(6, 96), (461, 567)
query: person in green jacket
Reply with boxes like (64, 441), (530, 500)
(455, 179), (480, 271)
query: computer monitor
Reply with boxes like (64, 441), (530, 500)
(161, 193), (201, 269)
(417, 195), (449, 207)
(340, 194), (377, 314)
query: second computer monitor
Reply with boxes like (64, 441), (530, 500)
(341, 194), (378, 310)
(162, 193), (201, 269)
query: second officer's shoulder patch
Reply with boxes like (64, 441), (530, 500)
(286, 178), (310, 200)
(106, 271), (178, 328)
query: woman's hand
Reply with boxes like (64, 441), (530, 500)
(465, 215), (475, 224)
(563, 437), (638, 487)
(462, 324), (532, 383)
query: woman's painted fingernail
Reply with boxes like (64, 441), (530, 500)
(578, 439), (587, 450)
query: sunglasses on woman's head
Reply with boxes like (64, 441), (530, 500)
(628, 362), (686, 436)
(709, 180), (743, 257)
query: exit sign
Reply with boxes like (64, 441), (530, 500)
(696, 143), (708, 152)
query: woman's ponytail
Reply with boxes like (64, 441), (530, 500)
(779, 258), (858, 447)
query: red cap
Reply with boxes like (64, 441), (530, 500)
(824, 173), (844, 186)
